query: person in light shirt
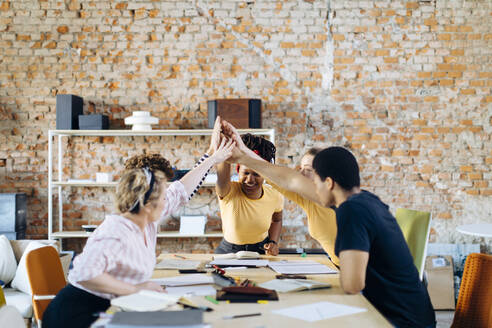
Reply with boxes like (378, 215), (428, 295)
(43, 119), (234, 328)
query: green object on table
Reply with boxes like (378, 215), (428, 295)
(205, 295), (219, 304)
(301, 252), (307, 257)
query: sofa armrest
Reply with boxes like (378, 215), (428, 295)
(9, 240), (60, 263)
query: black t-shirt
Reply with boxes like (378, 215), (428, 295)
(335, 191), (435, 328)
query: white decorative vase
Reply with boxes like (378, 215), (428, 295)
(124, 111), (159, 131)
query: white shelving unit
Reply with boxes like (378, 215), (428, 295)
(48, 128), (275, 244)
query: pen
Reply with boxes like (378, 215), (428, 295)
(205, 295), (219, 304)
(223, 312), (262, 320)
(212, 264), (226, 275)
(178, 300), (213, 312)
(173, 254), (187, 259)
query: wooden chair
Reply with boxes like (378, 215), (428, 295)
(451, 253), (492, 328)
(395, 208), (432, 280)
(25, 246), (66, 328)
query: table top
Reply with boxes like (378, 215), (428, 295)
(149, 253), (391, 328)
(456, 223), (492, 238)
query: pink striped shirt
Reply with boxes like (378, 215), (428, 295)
(68, 181), (188, 299)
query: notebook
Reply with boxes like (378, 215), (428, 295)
(155, 259), (202, 270)
(216, 286), (279, 303)
(268, 260), (337, 274)
(259, 279), (331, 293)
(110, 290), (180, 312)
(150, 274), (214, 287)
(208, 259), (269, 267)
(106, 310), (205, 328)
(212, 251), (260, 260)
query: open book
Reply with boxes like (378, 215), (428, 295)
(212, 251), (260, 260)
(110, 290), (180, 312)
(259, 279), (331, 293)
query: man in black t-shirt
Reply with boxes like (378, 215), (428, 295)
(312, 147), (436, 328)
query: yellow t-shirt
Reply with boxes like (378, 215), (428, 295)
(270, 183), (339, 265)
(218, 182), (284, 245)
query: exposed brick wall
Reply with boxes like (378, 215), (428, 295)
(0, 0), (490, 253)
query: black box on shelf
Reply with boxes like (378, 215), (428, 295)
(207, 99), (261, 129)
(56, 94), (83, 130)
(78, 114), (109, 130)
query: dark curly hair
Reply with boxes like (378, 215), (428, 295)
(124, 154), (174, 180)
(241, 133), (276, 163)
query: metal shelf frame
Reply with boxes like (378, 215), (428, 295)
(47, 128), (275, 242)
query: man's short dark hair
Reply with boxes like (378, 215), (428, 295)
(312, 147), (360, 190)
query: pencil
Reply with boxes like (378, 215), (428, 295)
(173, 254), (187, 259)
(223, 312), (262, 319)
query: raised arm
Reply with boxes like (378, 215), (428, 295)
(222, 120), (322, 204)
(215, 161), (232, 199)
(181, 137), (234, 196)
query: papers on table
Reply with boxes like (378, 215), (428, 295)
(272, 302), (367, 322)
(208, 259), (269, 267)
(259, 279), (331, 293)
(150, 274), (214, 287)
(155, 259), (202, 270)
(268, 260), (338, 275)
(110, 290), (179, 312)
(165, 285), (216, 296)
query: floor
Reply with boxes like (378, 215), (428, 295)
(436, 311), (454, 328)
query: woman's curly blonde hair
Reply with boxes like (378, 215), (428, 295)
(124, 154), (174, 180)
(114, 154), (174, 214)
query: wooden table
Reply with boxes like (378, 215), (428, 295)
(152, 253), (391, 327)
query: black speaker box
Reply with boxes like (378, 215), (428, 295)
(78, 114), (109, 130)
(56, 94), (83, 130)
(208, 99), (261, 129)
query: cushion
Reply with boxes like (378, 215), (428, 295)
(11, 241), (56, 295)
(0, 235), (17, 284)
(9, 239), (59, 263)
(0, 305), (26, 327)
(3, 288), (33, 318)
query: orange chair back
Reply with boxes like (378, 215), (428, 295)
(26, 246), (66, 321)
(451, 253), (492, 328)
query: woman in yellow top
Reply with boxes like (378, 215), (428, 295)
(215, 128), (284, 256)
(222, 121), (339, 265)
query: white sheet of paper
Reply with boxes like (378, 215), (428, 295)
(155, 259), (202, 270)
(150, 274), (214, 287)
(222, 266), (248, 270)
(272, 302), (367, 322)
(268, 260), (337, 274)
(165, 285), (216, 296)
(209, 259), (269, 267)
(179, 215), (207, 235)
(110, 290), (180, 312)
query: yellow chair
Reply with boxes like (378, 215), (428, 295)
(26, 246), (66, 328)
(451, 253), (492, 328)
(395, 208), (432, 280)
(0, 285), (6, 307)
